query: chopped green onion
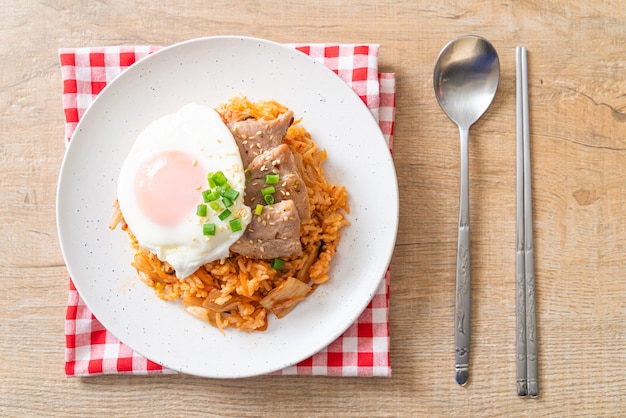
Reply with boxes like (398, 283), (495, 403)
(221, 196), (233, 208)
(254, 204), (264, 215)
(210, 201), (221, 211)
(218, 208), (232, 221)
(216, 184), (231, 196)
(207, 172), (216, 188)
(244, 169), (252, 185)
(223, 188), (240, 201)
(229, 218), (243, 232)
(212, 171), (228, 186)
(196, 204), (207, 217)
(265, 174), (280, 184)
(261, 185), (275, 196)
(263, 194), (275, 205)
(270, 258), (284, 270)
(202, 190), (220, 203)
(203, 223), (216, 236)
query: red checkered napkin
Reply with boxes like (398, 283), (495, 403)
(60, 43), (396, 377)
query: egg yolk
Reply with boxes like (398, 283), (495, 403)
(134, 150), (205, 227)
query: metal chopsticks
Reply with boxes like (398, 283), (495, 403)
(515, 46), (538, 398)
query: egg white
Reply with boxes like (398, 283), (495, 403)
(117, 103), (251, 278)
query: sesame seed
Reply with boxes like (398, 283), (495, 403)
(192, 160), (198, 166)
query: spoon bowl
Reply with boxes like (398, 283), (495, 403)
(434, 36), (500, 129)
(433, 35), (500, 387)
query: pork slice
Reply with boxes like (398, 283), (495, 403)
(230, 199), (302, 259)
(228, 110), (294, 167)
(245, 144), (311, 221)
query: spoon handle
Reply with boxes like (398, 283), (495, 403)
(455, 126), (471, 386)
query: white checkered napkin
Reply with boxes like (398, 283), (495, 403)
(60, 44), (395, 377)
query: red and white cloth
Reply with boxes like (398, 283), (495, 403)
(59, 43), (396, 377)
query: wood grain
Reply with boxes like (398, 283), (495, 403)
(1, 0), (625, 416)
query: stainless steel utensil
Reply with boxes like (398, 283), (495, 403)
(516, 45), (538, 398)
(434, 35), (500, 386)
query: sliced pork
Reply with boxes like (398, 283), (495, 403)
(245, 144), (311, 222)
(230, 199), (303, 259)
(228, 111), (294, 167)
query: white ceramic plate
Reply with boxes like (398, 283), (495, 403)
(56, 36), (398, 378)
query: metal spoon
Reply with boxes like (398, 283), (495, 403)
(433, 35), (500, 386)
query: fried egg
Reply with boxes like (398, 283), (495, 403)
(117, 103), (251, 278)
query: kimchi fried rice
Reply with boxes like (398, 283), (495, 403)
(110, 96), (349, 332)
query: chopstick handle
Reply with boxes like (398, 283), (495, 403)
(515, 255), (528, 396)
(525, 248), (539, 397)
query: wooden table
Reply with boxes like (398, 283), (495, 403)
(2, 1), (625, 416)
